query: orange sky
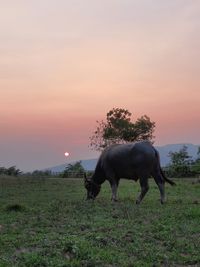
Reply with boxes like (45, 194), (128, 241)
(1, 1), (200, 171)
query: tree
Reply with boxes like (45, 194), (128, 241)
(62, 161), (85, 178)
(191, 146), (200, 176)
(0, 166), (21, 176)
(167, 145), (194, 177)
(6, 166), (21, 176)
(168, 145), (192, 166)
(0, 167), (7, 175)
(89, 108), (155, 151)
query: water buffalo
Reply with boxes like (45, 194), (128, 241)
(84, 141), (175, 204)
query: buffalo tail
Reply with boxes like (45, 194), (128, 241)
(154, 148), (176, 186)
(160, 167), (176, 186)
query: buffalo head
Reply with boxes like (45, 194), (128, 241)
(84, 173), (101, 200)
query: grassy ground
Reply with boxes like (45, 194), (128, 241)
(0, 176), (199, 267)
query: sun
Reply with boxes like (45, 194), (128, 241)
(64, 152), (69, 157)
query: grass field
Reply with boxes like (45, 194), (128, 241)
(0, 176), (199, 267)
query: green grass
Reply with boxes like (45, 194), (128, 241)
(0, 176), (199, 267)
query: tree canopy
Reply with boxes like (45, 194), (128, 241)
(62, 161), (85, 178)
(168, 145), (192, 166)
(166, 145), (200, 177)
(89, 108), (155, 151)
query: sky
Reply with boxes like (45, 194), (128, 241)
(1, 0), (200, 171)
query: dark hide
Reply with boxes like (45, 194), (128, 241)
(84, 141), (175, 204)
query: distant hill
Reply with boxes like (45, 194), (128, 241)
(45, 143), (199, 173)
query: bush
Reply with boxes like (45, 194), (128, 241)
(165, 164), (195, 178)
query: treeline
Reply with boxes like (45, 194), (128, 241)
(24, 161), (86, 178)
(0, 162), (87, 178)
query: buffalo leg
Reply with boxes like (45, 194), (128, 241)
(136, 177), (149, 204)
(153, 174), (165, 204)
(109, 180), (119, 202)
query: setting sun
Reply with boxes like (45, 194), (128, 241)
(64, 152), (69, 157)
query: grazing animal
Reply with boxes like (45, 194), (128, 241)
(84, 141), (175, 204)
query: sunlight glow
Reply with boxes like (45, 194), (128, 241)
(64, 152), (69, 157)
